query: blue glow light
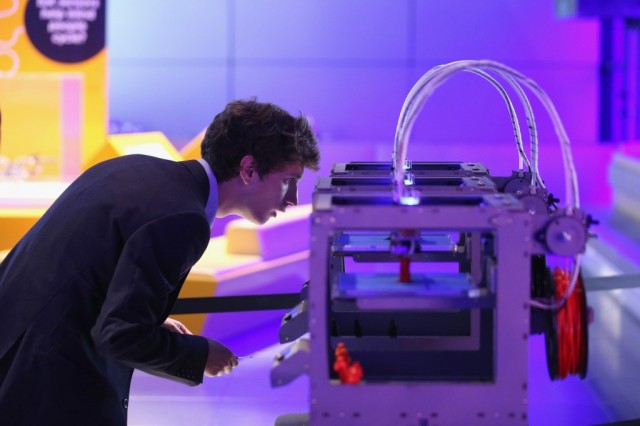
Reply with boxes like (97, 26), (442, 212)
(399, 195), (420, 206)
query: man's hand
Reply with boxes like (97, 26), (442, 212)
(204, 338), (238, 377)
(161, 318), (193, 334)
(162, 319), (236, 377)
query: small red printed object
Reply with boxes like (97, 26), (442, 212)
(399, 256), (411, 283)
(333, 342), (364, 384)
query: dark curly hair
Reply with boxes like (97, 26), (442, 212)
(201, 99), (320, 183)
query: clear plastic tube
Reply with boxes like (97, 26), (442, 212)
(397, 63), (543, 185)
(394, 60), (582, 309)
(395, 60), (577, 209)
(465, 68), (530, 173)
(491, 70), (544, 190)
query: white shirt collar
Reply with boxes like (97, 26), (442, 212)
(196, 159), (218, 226)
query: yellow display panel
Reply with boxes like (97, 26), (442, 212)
(180, 128), (206, 161)
(0, 209), (45, 251)
(0, 73), (82, 179)
(86, 131), (184, 168)
(0, 0), (107, 175)
(0, 180), (69, 250)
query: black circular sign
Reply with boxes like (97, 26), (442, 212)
(24, 0), (105, 64)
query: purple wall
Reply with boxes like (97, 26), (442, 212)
(108, 1), (610, 207)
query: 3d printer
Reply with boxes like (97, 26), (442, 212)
(272, 60), (594, 426)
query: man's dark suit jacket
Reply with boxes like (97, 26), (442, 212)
(0, 155), (213, 425)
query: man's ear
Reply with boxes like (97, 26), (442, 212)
(239, 155), (257, 184)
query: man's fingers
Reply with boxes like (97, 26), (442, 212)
(215, 366), (233, 377)
(161, 318), (193, 334)
(175, 322), (191, 334)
